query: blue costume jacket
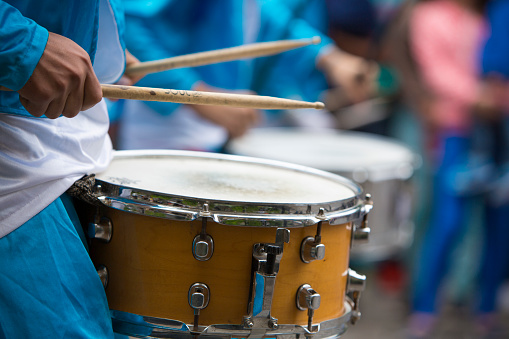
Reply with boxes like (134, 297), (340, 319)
(120, 0), (332, 118)
(0, 0), (125, 117)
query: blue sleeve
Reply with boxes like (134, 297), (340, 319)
(252, 0), (332, 102)
(123, 10), (201, 116)
(482, 0), (509, 78)
(0, 1), (48, 91)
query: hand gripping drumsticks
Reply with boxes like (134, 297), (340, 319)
(124, 37), (321, 77)
(102, 84), (325, 110)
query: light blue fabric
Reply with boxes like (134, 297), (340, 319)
(0, 0), (125, 118)
(0, 194), (114, 338)
(115, 0), (331, 120)
(252, 0), (332, 104)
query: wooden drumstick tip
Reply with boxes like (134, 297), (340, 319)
(311, 36), (321, 45)
(314, 102), (325, 109)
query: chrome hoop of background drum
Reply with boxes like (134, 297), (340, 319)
(227, 128), (419, 262)
(77, 150), (372, 338)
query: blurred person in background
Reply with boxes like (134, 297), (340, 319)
(387, 0), (509, 337)
(476, 0), (509, 332)
(261, 0), (406, 133)
(111, 0), (374, 152)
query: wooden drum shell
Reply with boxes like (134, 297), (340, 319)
(89, 206), (353, 327)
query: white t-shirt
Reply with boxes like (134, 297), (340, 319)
(0, 0), (125, 237)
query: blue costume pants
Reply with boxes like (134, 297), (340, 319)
(413, 134), (509, 314)
(0, 194), (114, 338)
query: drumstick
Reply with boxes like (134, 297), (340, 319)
(101, 84), (325, 110)
(124, 37), (321, 76)
(0, 84), (324, 109)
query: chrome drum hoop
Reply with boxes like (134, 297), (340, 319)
(93, 150), (367, 227)
(111, 301), (353, 339)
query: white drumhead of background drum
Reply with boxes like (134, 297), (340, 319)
(228, 128), (418, 182)
(96, 150), (357, 204)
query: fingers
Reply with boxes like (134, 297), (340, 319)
(17, 32), (103, 119)
(18, 96), (49, 118)
(226, 108), (260, 138)
(82, 73), (103, 112)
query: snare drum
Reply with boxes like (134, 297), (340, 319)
(78, 150), (371, 338)
(227, 128), (418, 261)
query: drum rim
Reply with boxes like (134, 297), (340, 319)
(93, 150), (368, 227)
(110, 300), (352, 338)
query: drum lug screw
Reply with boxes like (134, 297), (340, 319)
(188, 283), (210, 331)
(353, 194), (373, 243)
(361, 194), (373, 229)
(193, 205), (214, 261)
(316, 208), (326, 220)
(243, 317), (254, 328)
(268, 318), (278, 329)
(296, 284), (321, 332)
(200, 203), (211, 217)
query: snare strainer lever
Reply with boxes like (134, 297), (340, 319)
(244, 228), (290, 331)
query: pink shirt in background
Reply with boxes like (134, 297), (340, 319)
(410, 0), (486, 133)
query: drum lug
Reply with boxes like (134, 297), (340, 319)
(193, 204), (214, 261)
(88, 215), (113, 243)
(301, 210), (326, 263)
(346, 268), (366, 324)
(300, 237), (325, 263)
(192, 234), (214, 261)
(296, 284), (321, 332)
(188, 283), (210, 331)
(96, 265), (109, 289)
(245, 228), (290, 331)
(353, 194), (373, 243)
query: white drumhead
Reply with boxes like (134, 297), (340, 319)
(228, 128), (416, 182)
(96, 150), (357, 204)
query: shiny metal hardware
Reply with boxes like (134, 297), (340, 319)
(296, 284), (321, 332)
(94, 150), (366, 228)
(110, 301), (354, 338)
(245, 228), (290, 331)
(352, 194), (373, 243)
(352, 225), (371, 242)
(188, 283), (210, 331)
(362, 194), (374, 227)
(88, 215), (112, 243)
(192, 234), (214, 261)
(96, 265), (108, 289)
(346, 268), (366, 324)
(300, 237), (325, 263)
(300, 209), (326, 263)
(193, 205), (214, 261)
(296, 284), (321, 311)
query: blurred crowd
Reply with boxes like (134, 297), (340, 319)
(109, 0), (509, 338)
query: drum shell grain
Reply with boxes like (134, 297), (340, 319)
(88, 206), (352, 326)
